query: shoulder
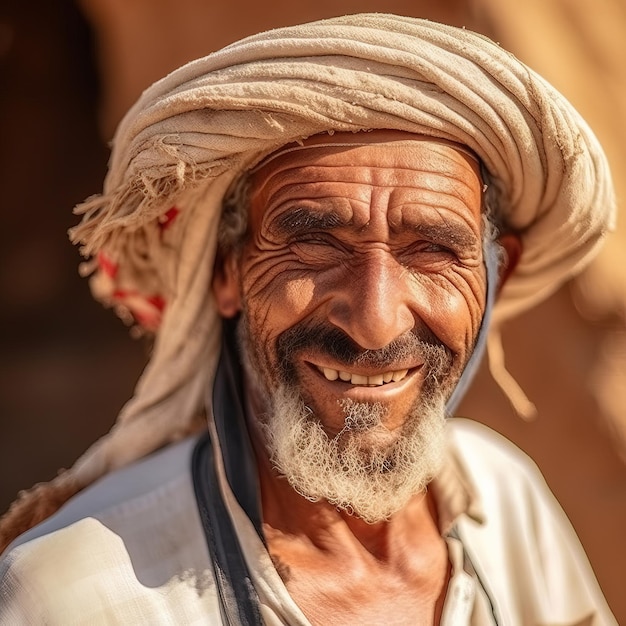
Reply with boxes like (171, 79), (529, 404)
(446, 416), (577, 558)
(446, 418), (579, 533)
(0, 435), (222, 622)
(446, 418), (617, 625)
(6, 435), (201, 551)
(447, 416), (539, 475)
(446, 417), (558, 541)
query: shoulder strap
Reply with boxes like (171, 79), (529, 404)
(192, 433), (264, 626)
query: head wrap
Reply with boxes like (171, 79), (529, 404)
(0, 13), (615, 550)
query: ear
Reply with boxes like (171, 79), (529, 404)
(496, 232), (522, 293)
(212, 253), (242, 318)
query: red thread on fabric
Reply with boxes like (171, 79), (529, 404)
(158, 206), (180, 230)
(146, 294), (166, 311)
(97, 252), (118, 278)
(112, 288), (129, 299)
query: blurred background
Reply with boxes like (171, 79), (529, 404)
(1, 0), (624, 620)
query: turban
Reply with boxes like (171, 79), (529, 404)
(0, 13), (615, 548)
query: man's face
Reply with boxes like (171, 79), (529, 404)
(215, 132), (487, 520)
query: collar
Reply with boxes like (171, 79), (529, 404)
(430, 427), (486, 536)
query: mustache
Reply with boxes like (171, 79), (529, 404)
(276, 322), (453, 382)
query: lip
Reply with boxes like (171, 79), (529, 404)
(296, 359), (426, 435)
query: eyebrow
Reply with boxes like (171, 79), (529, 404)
(407, 221), (478, 250)
(271, 206), (345, 237)
(271, 205), (479, 250)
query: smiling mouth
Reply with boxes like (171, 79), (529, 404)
(315, 365), (411, 387)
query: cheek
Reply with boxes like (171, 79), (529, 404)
(414, 269), (487, 354)
(285, 278), (316, 311)
(241, 250), (320, 338)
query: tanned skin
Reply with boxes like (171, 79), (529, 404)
(213, 131), (520, 625)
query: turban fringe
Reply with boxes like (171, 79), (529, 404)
(0, 14), (615, 551)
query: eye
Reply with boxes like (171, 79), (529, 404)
(398, 240), (458, 269)
(418, 242), (453, 254)
(289, 235), (347, 266)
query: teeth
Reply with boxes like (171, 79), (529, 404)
(318, 366), (409, 386)
(368, 374), (384, 386)
(391, 369), (408, 382)
(323, 367), (339, 381)
(350, 374), (368, 385)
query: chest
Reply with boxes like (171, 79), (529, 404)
(271, 543), (450, 625)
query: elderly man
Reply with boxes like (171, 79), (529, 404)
(0, 13), (617, 625)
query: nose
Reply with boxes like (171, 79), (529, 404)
(327, 251), (415, 350)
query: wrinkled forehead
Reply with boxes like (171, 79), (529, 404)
(230, 131), (489, 248)
(247, 130), (484, 216)
(251, 130), (481, 181)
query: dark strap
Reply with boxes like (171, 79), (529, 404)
(192, 433), (264, 626)
(210, 318), (264, 538)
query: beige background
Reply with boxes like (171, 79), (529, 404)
(1, 0), (624, 620)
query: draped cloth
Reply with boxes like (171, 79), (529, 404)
(0, 13), (615, 551)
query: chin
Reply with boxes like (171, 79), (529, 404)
(260, 384), (448, 524)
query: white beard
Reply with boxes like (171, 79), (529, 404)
(258, 385), (447, 523)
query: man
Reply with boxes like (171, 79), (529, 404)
(0, 13), (617, 624)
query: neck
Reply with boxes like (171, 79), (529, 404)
(245, 390), (450, 625)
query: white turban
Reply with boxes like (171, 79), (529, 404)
(0, 13), (615, 547)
